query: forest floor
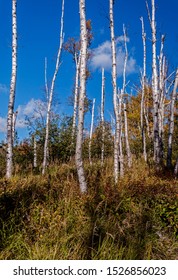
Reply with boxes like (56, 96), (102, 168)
(0, 159), (177, 260)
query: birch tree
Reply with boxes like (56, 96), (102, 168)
(101, 68), (105, 165)
(89, 98), (95, 165)
(63, 38), (81, 145)
(42, 0), (64, 175)
(109, 0), (120, 183)
(72, 53), (81, 143)
(158, 35), (166, 160)
(167, 69), (178, 168)
(118, 90), (124, 176)
(140, 17), (147, 161)
(75, 0), (88, 193)
(6, 0), (18, 179)
(147, 0), (161, 166)
(33, 135), (37, 168)
(122, 25), (132, 168)
(174, 158), (178, 177)
(146, 0), (163, 166)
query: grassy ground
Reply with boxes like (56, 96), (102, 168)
(0, 159), (177, 259)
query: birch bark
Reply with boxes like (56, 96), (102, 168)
(89, 98), (95, 165)
(122, 25), (132, 168)
(42, 0), (64, 175)
(174, 158), (178, 177)
(158, 35), (165, 160)
(140, 17), (147, 162)
(118, 90), (124, 176)
(167, 69), (178, 168)
(72, 52), (81, 143)
(101, 68), (105, 165)
(6, 0), (18, 179)
(33, 135), (37, 168)
(109, 0), (120, 183)
(151, 0), (160, 165)
(75, 0), (87, 193)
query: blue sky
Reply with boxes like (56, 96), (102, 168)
(0, 0), (178, 141)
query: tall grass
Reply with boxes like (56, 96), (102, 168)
(0, 159), (177, 259)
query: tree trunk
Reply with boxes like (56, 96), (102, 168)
(124, 102), (132, 167)
(75, 0), (87, 193)
(6, 0), (18, 179)
(140, 17), (147, 162)
(109, 0), (120, 183)
(72, 52), (81, 144)
(89, 98), (95, 165)
(42, 0), (64, 175)
(101, 68), (105, 165)
(151, 0), (161, 166)
(122, 25), (132, 168)
(158, 35), (165, 161)
(167, 69), (178, 168)
(33, 135), (37, 168)
(174, 158), (178, 177)
(118, 90), (124, 176)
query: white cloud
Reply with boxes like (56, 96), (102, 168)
(0, 83), (9, 94)
(90, 38), (136, 76)
(116, 36), (130, 43)
(16, 98), (47, 128)
(0, 117), (7, 133)
(0, 99), (47, 135)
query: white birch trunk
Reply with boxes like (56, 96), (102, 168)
(151, 0), (160, 165)
(119, 113), (124, 177)
(109, 0), (120, 183)
(122, 25), (132, 168)
(158, 35), (165, 160)
(167, 69), (178, 168)
(140, 17), (147, 162)
(72, 52), (81, 143)
(174, 158), (178, 177)
(89, 98), (95, 165)
(123, 102), (132, 167)
(101, 68), (105, 165)
(6, 0), (17, 179)
(118, 90), (124, 177)
(42, 0), (64, 175)
(144, 99), (152, 139)
(33, 135), (37, 168)
(75, 0), (87, 193)
(44, 57), (49, 159)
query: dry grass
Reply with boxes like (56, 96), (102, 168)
(0, 159), (177, 260)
